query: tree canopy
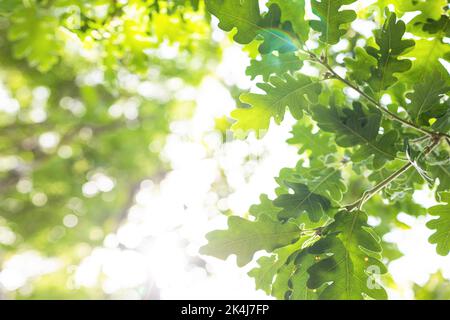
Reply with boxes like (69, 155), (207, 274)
(0, 0), (449, 300)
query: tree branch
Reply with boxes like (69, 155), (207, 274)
(307, 52), (450, 139)
(344, 137), (442, 211)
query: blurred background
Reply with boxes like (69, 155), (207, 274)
(0, 0), (449, 299)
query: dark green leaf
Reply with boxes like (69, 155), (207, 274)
(405, 72), (450, 124)
(312, 102), (398, 167)
(274, 181), (331, 222)
(367, 12), (415, 93)
(307, 210), (388, 300)
(288, 252), (320, 299)
(344, 47), (378, 84)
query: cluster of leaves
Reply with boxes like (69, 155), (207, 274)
(201, 0), (450, 299)
(0, 0), (220, 298)
(2, 0), (210, 77)
(1, 0), (448, 300)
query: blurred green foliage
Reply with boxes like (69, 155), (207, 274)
(414, 271), (450, 300)
(0, 0), (221, 298)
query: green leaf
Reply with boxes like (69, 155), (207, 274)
(351, 130), (399, 169)
(248, 236), (307, 295)
(432, 108), (450, 133)
(267, 0), (309, 43)
(307, 210), (388, 300)
(257, 4), (298, 54)
(200, 214), (300, 267)
(274, 163), (344, 227)
(428, 162), (450, 195)
(273, 181), (331, 222)
(404, 15), (450, 88)
(309, 0), (357, 45)
(367, 12), (415, 93)
(312, 102), (380, 147)
(282, 165), (346, 203)
(405, 73), (450, 124)
(409, 1), (446, 21)
(232, 73), (321, 133)
(288, 252), (320, 300)
(312, 102), (398, 167)
(205, 0), (261, 44)
(249, 194), (282, 219)
(246, 52), (303, 82)
(420, 15), (450, 37)
(8, 7), (62, 72)
(344, 47), (378, 84)
(272, 262), (296, 299)
(377, 0), (447, 24)
(405, 37), (450, 84)
(287, 120), (337, 161)
(426, 192), (450, 256)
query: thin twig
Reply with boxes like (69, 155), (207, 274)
(410, 135), (431, 144)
